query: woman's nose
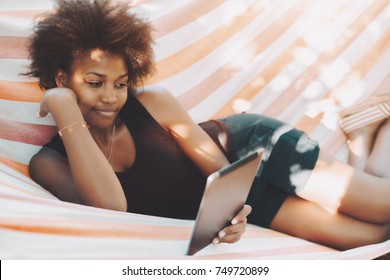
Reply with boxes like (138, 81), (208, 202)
(101, 88), (117, 104)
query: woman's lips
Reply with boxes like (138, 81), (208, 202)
(94, 108), (116, 117)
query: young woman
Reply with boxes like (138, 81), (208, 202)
(27, 0), (390, 250)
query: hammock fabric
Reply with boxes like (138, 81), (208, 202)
(1, 0), (389, 259)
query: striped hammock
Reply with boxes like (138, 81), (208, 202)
(0, 0), (389, 259)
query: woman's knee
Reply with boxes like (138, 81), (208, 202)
(339, 169), (390, 224)
(364, 160), (390, 179)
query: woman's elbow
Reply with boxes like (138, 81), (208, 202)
(110, 199), (127, 212)
(104, 185), (128, 212)
(91, 196), (127, 212)
(28, 153), (42, 181)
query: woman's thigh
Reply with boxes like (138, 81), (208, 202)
(299, 150), (390, 223)
(270, 195), (390, 250)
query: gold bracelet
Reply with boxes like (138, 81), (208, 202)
(58, 121), (89, 137)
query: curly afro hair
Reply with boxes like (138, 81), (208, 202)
(25, 0), (155, 89)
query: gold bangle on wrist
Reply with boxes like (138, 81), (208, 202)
(58, 121), (89, 137)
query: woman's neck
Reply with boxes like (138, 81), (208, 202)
(90, 119), (119, 144)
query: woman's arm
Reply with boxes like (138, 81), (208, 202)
(137, 86), (230, 176)
(30, 147), (83, 204)
(137, 86), (251, 244)
(30, 87), (127, 211)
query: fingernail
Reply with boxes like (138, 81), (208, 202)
(212, 238), (219, 244)
(231, 218), (238, 225)
(218, 231), (225, 238)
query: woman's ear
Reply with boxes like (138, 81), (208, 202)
(55, 69), (67, 87)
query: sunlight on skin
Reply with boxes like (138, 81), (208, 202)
(347, 133), (367, 159)
(192, 145), (221, 164)
(290, 167), (313, 193)
(296, 157), (354, 214)
(169, 124), (224, 164)
(89, 49), (105, 63)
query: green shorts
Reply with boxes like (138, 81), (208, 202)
(200, 113), (320, 227)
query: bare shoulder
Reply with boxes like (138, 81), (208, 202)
(134, 85), (190, 127)
(135, 85), (176, 107)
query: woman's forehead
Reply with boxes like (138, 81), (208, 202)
(70, 49), (128, 73)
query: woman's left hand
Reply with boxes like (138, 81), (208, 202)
(212, 204), (252, 244)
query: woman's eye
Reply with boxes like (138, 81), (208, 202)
(87, 81), (103, 88)
(115, 82), (128, 89)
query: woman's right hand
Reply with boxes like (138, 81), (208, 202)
(39, 87), (78, 118)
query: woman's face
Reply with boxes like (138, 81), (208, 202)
(59, 49), (129, 129)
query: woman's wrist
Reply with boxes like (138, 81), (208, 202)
(43, 88), (85, 128)
(58, 121), (89, 137)
(45, 87), (78, 109)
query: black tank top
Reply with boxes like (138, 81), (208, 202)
(44, 93), (207, 219)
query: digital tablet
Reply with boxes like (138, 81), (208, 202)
(186, 149), (263, 255)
